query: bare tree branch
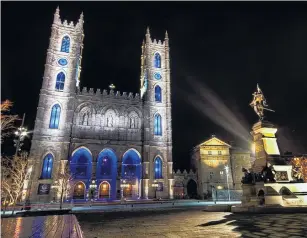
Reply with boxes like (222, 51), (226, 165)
(1, 100), (19, 143)
(1, 152), (29, 205)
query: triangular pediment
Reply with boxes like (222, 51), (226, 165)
(200, 137), (231, 147)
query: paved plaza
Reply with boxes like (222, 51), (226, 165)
(76, 208), (307, 238)
(1, 207), (307, 237)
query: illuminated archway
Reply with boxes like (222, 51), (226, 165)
(73, 181), (85, 199)
(99, 181), (111, 199)
(121, 149), (142, 199)
(96, 148), (117, 199)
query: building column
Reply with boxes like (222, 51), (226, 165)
(143, 179), (149, 199)
(169, 179), (174, 199)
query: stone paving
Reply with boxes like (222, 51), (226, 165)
(76, 208), (307, 238)
(1, 207), (307, 237)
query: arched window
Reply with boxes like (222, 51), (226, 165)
(61, 36), (70, 53)
(49, 104), (61, 129)
(154, 157), (162, 179)
(40, 154), (53, 179)
(155, 85), (162, 102)
(55, 72), (65, 91)
(154, 53), (161, 68)
(70, 148), (92, 179)
(154, 114), (162, 136)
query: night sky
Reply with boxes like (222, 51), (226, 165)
(2, 2), (307, 170)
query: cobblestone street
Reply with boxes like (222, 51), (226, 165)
(76, 208), (307, 238)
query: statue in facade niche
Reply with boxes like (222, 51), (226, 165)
(250, 84), (275, 120)
(82, 113), (89, 126)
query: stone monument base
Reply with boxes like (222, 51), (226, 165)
(241, 182), (307, 207)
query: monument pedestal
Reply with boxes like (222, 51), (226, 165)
(241, 120), (307, 207)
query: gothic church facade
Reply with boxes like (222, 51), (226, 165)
(25, 7), (174, 203)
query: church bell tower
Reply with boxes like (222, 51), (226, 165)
(140, 28), (174, 199)
(26, 7), (84, 203)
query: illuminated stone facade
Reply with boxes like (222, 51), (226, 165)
(26, 8), (173, 203)
(191, 136), (251, 199)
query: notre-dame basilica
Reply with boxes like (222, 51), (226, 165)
(26, 7), (174, 203)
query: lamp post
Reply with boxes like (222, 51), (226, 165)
(89, 180), (97, 205)
(210, 185), (217, 204)
(225, 165), (231, 201)
(14, 113), (28, 156)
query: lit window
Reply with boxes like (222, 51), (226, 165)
(61, 36), (70, 53)
(154, 53), (161, 68)
(218, 151), (222, 155)
(220, 171), (224, 175)
(154, 114), (162, 136)
(55, 72), (65, 91)
(49, 104), (61, 129)
(155, 85), (162, 102)
(40, 154), (53, 179)
(154, 157), (162, 179)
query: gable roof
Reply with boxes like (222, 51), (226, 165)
(198, 136), (231, 148)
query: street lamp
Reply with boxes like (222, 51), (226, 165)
(14, 113), (28, 156)
(224, 165), (231, 201)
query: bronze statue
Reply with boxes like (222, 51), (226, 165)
(250, 84), (274, 120)
(292, 166), (303, 181)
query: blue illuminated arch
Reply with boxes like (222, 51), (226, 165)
(40, 154), (53, 179)
(55, 72), (65, 91)
(61, 36), (70, 53)
(155, 85), (162, 102)
(154, 157), (162, 179)
(97, 149), (117, 199)
(70, 147), (92, 179)
(154, 52), (161, 68)
(49, 104), (61, 129)
(121, 149), (142, 184)
(154, 114), (162, 136)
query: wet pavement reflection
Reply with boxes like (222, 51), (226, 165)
(1, 215), (83, 238)
(1, 208), (307, 238)
(75, 208), (307, 238)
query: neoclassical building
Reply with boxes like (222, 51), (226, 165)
(25, 7), (174, 203)
(191, 136), (251, 199)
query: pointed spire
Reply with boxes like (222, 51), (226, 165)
(79, 11), (84, 21)
(53, 6), (61, 24)
(76, 11), (84, 30)
(55, 6), (60, 15)
(145, 26), (151, 44)
(165, 30), (168, 39)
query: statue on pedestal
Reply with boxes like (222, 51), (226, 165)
(250, 84), (275, 120)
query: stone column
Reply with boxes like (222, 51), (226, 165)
(168, 179), (174, 199)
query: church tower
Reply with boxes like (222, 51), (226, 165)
(140, 28), (174, 199)
(26, 7), (84, 203)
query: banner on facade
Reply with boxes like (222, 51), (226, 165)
(38, 184), (51, 195)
